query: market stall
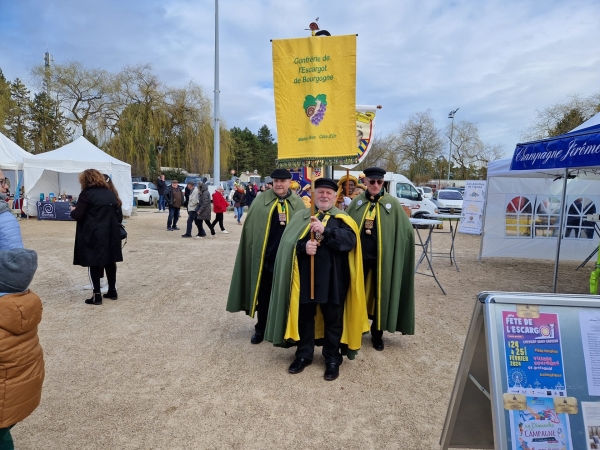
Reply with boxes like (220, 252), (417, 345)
(23, 137), (133, 217)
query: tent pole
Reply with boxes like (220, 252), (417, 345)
(553, 169), (569, 293)
(477, 175), (491, 262)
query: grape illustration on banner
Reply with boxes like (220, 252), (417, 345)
(304, 94), (327, 126)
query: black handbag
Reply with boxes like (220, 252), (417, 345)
(119, 224), (127, 240)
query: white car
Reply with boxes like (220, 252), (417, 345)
(431, 189), (463, 214)
(132, 182), (159, 206)
(416, 186), (433, 199)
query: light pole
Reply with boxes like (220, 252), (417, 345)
(157, 146), (163, 173)
(213, 0), (221, 186)
(447, 108), (459, 185)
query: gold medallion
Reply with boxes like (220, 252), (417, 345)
(365, 219), (374, 235)
(279, 213), (286, 226)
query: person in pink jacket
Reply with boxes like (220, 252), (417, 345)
(211, 187), (229, 234)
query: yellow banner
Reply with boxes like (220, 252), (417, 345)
(272, 34), (356, 167)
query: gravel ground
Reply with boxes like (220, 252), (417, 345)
(10, 208), (593, 449)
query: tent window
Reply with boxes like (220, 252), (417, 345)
(565, 197), (597, 239)
(534, 197), (561, 238)
(505, 195), (532, 237)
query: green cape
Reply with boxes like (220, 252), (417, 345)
(264, 207), (370, 360)
(226, 189), (306, 316)
(346, 191), (415, 335)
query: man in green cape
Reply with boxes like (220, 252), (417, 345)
(346, 167), (415, 351)
(265, 178), (369, 381)
(226, 169), (306, 344)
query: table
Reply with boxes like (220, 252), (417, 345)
(36, 201), (74, 221)
(425, 213), (461, 272)
(411, 218), (446, 295)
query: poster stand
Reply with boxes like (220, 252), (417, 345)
(441, 291), (600, 450)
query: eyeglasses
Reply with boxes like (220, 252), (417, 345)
(368, 179), (384, 186)
(0, 179), (6, 186)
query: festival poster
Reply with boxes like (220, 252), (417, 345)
(459, 180), (487, 235)
(582, 402), (600, 449)
(509, 396), (573, 450)
(272, 35), (356, 167)
(502, 311), (567, 397)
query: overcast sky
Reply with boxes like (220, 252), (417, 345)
(1, 0), (599, 158)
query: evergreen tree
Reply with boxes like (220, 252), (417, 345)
(230, 127), (259, 173)
(6, 78), (31, 150)
(256, 125), (278, 177)
(0, 69), (11, 136)
(28, 91), (72, 153)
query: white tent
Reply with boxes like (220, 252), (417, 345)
(23, 137), (133, 216)
(480, 158), (599, 261)
(0, 133), (30, 195)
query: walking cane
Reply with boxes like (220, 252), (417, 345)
(310, 173), (315, 300)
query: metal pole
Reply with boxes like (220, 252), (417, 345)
(213, 0), (221, 186)
(447, 108), (459, 185)
(552, 169), (569, 293)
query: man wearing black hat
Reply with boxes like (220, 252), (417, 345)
(265, 178), (368, 381)
(227, 168), (306, 344)
(346, 167), (415, 351)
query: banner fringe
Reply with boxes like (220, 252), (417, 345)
(276, 155), (358, 168)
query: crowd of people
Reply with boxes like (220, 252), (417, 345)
(227, 167), (415, 381)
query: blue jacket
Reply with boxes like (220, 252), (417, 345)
(0, 210), (24, 250)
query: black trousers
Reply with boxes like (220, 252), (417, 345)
(364, 259), (383, 340)
(195, 219), (215, 236)
(211, 213), (225, 231)
(89, 263), (117, 293)
(296, 302), (344, 365)
(254, 269), (274, 334)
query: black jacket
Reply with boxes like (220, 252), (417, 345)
(164, 185), (184, 207)
(71, 187), (123, 267)
(232, 190), (246, 207)
(157, 179), (167, 195)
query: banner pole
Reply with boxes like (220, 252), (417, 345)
(310, 170), (315, 300)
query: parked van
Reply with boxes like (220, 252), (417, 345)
(333, 170), (439, 220)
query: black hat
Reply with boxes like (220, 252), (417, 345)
(363, 167), (386, 180)
(270, 168), (292, 179)
(314, 177), (338, 192)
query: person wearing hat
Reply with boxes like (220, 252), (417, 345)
(264, 177), (368, 381)
(346, 167), (415, 351)
(0, 248), (45, 448)
(227, 168), (306, 344)
(164, 179), (184, 231)
(335, 174), (358, 211)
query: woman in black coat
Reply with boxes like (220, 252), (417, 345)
(245, 183), (256, 209)
(70, 169), (123, 305)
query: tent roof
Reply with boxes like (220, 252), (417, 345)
(571, 111), (600, 132)
(0, 133), (30, 170)
(23, 137), (130, 168)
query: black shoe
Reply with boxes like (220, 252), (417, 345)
(85, 293), (102, 305)
(167, 227), (173, 231)
(288, 358), (312, 374)
(181, 234), (192, 238)
(103, 290), (118, 300)
(173, 226), (180, 230)
(372, 336), (384, 351)
(250, 332), (264, 344)
(324, 363), (340, 381)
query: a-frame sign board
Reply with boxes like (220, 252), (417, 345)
(441, 291), (600, 450)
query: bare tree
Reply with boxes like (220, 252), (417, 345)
(522, 93), (600, 141)
(396, 110), (443, 180)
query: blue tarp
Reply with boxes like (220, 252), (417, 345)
(510, 124), (600, 171)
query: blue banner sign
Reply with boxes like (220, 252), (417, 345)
(510, 125), (600, 171)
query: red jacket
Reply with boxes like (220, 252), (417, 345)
(212, 192), (229, 213)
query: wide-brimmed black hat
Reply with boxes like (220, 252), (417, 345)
(270, 168), (292, 179)
(363, 167), (386, 180)
(314, 177), (338, 192)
